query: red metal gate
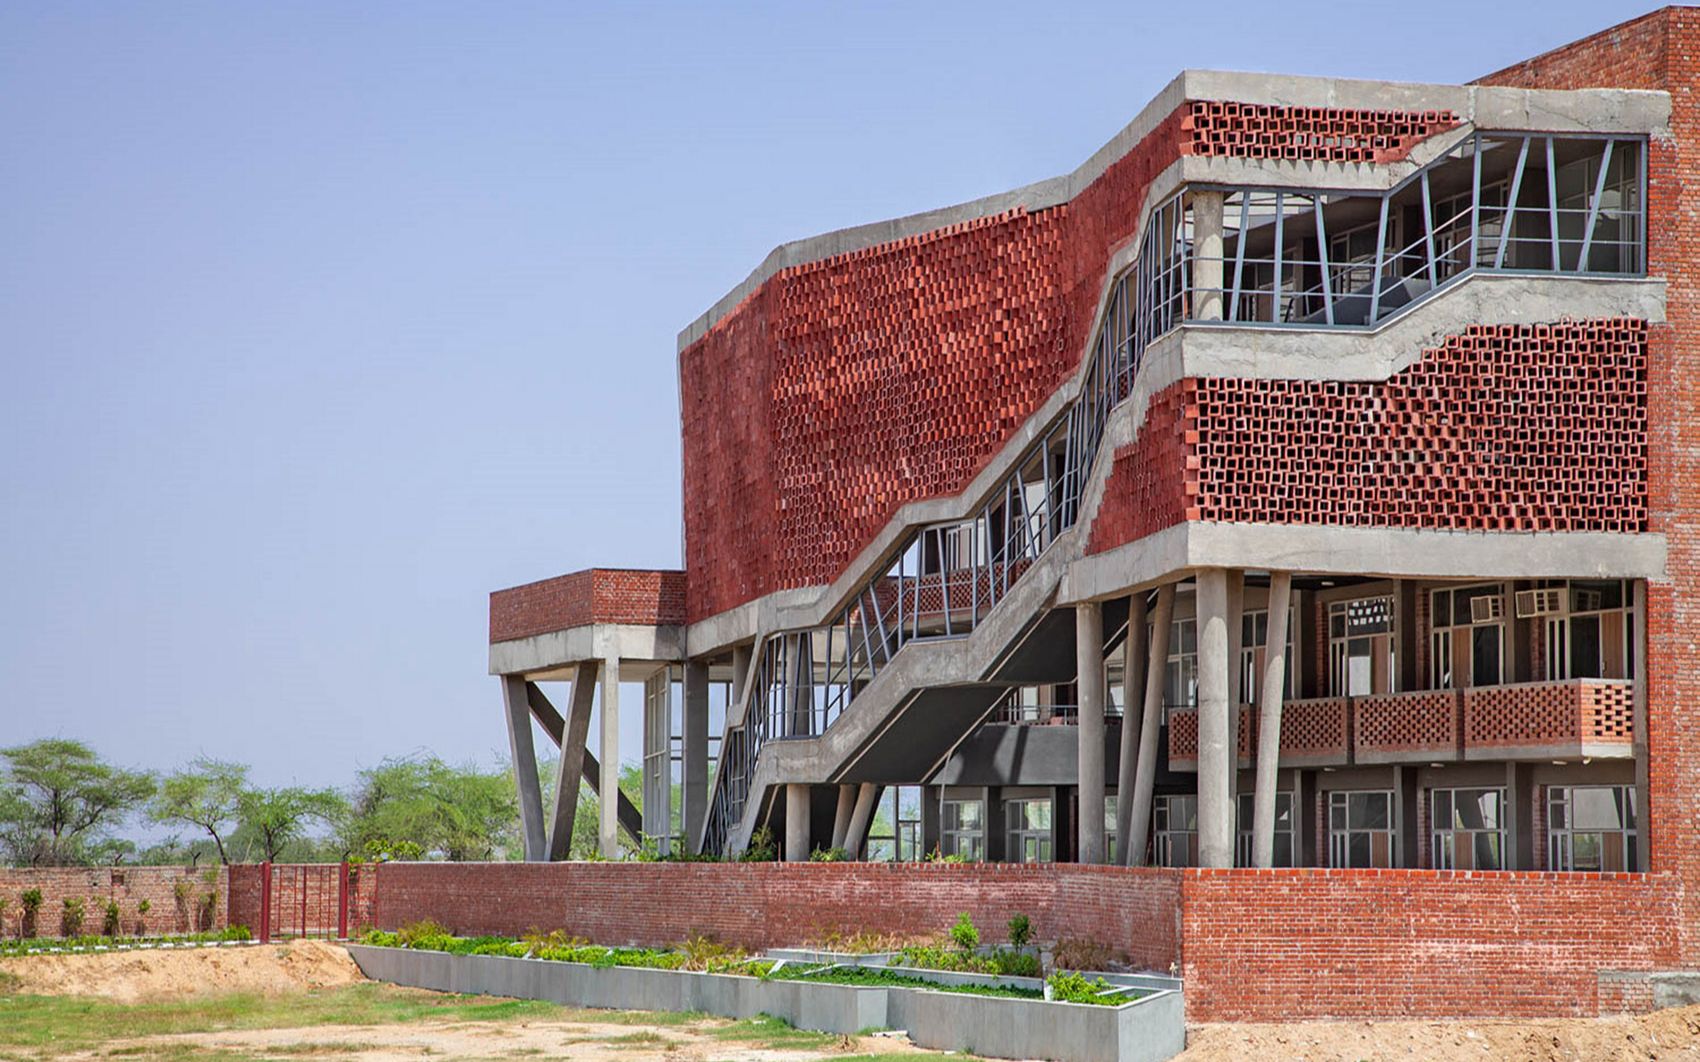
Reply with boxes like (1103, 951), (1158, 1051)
(252, 862), (355, 942)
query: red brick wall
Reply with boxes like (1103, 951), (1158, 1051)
(1181, 868), (1684, 1020)
(0, 866), (227, 938)
(1478, 4), (1700, 967)
(489, 568), (687, 643)
(1088, 319), (1649, 556)
(681, 103), (1464, 623)
(368, 861), (1183, 971)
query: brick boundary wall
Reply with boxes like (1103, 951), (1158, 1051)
(357, 861), (1684, 1020)
(0, 866), (228, 938)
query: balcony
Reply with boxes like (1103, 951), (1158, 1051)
(1165, 678), (1633, 769)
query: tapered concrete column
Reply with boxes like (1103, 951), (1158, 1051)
(843, 783), (879, 860)
(830, 785), (856, 850)
(547, 662), (599, 861)
(503, 675), (547, 862)
(785, 784), (811, 862)
(599, 656), (622, 859)
(1225, 570), (1245, 803)
(1127, 584), (1176, 865)
(1196, 569), (1234, 868)
(1252, 572), (1292, 868)
(1632, 578), (1650, 868)
(1116, 593), (1149, 856)
(1076, 602), (1107, 864)
(1191, 191), (1226, 321)
(682, 661), (710, 853)
(730, 643), (754, 724)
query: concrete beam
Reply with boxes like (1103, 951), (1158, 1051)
(529, 681), (644, 847)
(1076, 603), (1107, 865)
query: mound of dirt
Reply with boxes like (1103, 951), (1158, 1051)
(0, 939), (365, 1003)
(1179, 1005), (1700, 1062)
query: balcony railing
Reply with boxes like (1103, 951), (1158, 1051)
(1166, 678), (1633, 770)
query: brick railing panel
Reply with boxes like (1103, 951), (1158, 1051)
(1280, 697), (1351, 759)
(1353, 690), (1461, 757)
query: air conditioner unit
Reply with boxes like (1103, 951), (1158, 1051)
(1515, 588), (1564, 618)
(1470, 595), (1505, 624)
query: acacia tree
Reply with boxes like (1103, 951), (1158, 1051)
(236, 786), (347, 862)
(0, 740), (154, 865)
(345, 756), (516, 861)
(149, 759), (248, 864)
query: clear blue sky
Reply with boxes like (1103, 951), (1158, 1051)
(0, 1), (1659, 792)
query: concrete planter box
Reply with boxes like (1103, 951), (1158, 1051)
(346, 944), (1184, 1062)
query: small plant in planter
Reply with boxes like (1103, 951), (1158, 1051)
(20, 889), (41, 938)
(101, 899), (121, 937)
(135, 899), (151, 936)
(61, 897), (86, 938)
(1007, 913), (1032, 949)
(948, 912), (979, 952)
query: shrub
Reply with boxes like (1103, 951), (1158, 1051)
(136, 899), (151, 936)
(808, 846), (846, 862)
(0, 897), (9, 938)
(1046, 970), (1120, 1006)
(1007, 913), (1032, 948)
(197, 891), (218, 932)
(61, 897), (86, 937)
(742, 826), (777, 862)
(1051, 937), (1112, 971)
(395, 919), (453, 949)
(19, 889), (41, 937)
(948, 912), (979, 952)
(101, 899), (121, 937)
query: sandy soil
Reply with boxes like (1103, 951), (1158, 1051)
(1179, 1007), (1700, 1062)
(113, 1020), (931, 1061)
(0, 939), (365, 1002)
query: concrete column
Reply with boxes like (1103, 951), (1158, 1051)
(1191, 191), (1226, 321)
(843, 783), (879, 860)
(787, 634), (812, 737)
(1196, 569), (1234, 868)
(503, 675), (547, 862)
(1116, 593), (1149, 856)
(830, 784), (856, 850)
(547, 662), (598, 861)
(1076, 602), (1107, 865)
(1225, 571), (1245, 802)
(1395, 765), (1420, 869)
(1633, 578), (1650, 869)
(983, 787), (1007, 862)
(1506, 761), (1536, 871)
(921, 786), (942, 859)
(1252, 572), (1292, 868)
(599, 656), (622, 859)
(682, 661), (710, 853)
(1127, 584), (1176, 865)
(785, 784), (811, 862)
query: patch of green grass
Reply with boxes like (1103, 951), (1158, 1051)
(0, 983), (564, 1057)
(707, 1013), (839, 1050)
(769, 964), (1043, 1001)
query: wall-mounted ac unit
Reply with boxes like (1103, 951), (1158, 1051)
(1470, 595), (1505, 624)
(1515, 588), (1564, 618)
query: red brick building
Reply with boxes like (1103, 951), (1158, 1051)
(480, 9), (1700, 1018)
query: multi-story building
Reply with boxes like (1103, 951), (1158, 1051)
(488, 9), (1694, 921)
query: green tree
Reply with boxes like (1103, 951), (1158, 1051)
(345, 756), (517, 861)
(235, 786), (347, 862)
(0, 739), (154, 865)
(148, 759), (247, 864)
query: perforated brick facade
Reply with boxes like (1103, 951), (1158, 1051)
(1461, 679), (1635, 750)
(1090, 318), (1649, 555)
(1354, 690), (1460, 761)
(1181, 100), (1459, 163)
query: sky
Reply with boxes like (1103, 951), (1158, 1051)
(0, 0), (1663, 796)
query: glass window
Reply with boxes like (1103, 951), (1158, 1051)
(1330, 597), (1395, 696)
(1545, 580), (1634, 681)
(1431, 787), (1505, 870)
(941, 798), (984, 862)
(1240, 608), (1296, 705)
(1162, 617), (1198, 718)
(1154, 794), (1198, 867)
(1429, 584), (1505, 689)
(1328, 790), (1395, 868)
(1105, 795), (1119, 865)
(866, 786), (924, 862)
(1235, 791), (1294, 867)
(1005, 798), (1053, 864)
(1548, 785), (1638, 872)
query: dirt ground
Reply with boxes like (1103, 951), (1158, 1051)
(7, 942), (1700, 1060)
(0, 939), (365, 1003)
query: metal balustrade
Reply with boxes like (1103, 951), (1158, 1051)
(699, 130), (1649, 857)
